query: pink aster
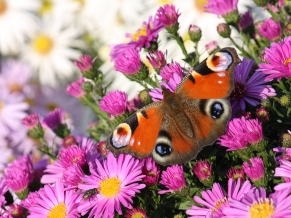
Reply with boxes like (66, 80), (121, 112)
(205, 41), (219, 54)
(22, 113), (40, 129)
(41, 160), (64, 184)
(158, 165), (186, 194)
(22, 188), (44, 210)
(58, 145), (87, 169)
(273, 147), (291, 164)
(42, 108), (66, 130)
(204, 0), (238, 16)
(229, 58), (276, 113)
(242, 157), (265, 182)
(238, 11), (253, 31)
(160, 62), (183, 82)
(218, 117), (263, 151)
(140, 157), (160, 186)
(63, 164), (85, 188)
(258, 36), (291, 81)
(74, 54), (94, 72)
(66, 77), (86, 99)
(223, 187), (291, 218)
(99, 90), (127, 117)
(146, 50), (166, 71)
(227, 167), (245, 183)
(156, 4), (180, 28)
(186, 179), (254, 218)
(27, 179), (80, 217)
(148, 88), (163, 102)
(125, 208), (148, 218)
(77, 152), (145, 218)
(259, 18), (282, 41)
(274, 160), (291, 190)
(114, 48), (142, 74)
(110, 16), (164, 61)
(193, 160), (213, 181)
(0, 177), (8, 207)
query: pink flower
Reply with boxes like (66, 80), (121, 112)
(259, 18), (282, 41)
(274, 160), (291, 190)
(146, 50), (166, 70)
(160, 62), (183, 82)
(204, 0), (238, 16)
(26, 180), (80, 217)
(114, 49), (142, 74)
(205, 41), (219, 54)
(156, 4), (180, 28)
(148, 88), (163, 102)
(66, 77), (86, 99)
(110, 16), (164, 61)
(242, 157), (265, 182)
(99, 90), (127, 116)
(227, 167), (245, 183)
(0, 178), (8, 207)
(22, 113), (40, 129)
(141, 157), (160, 186)
(77, 152), (145, 217)
(258, 36), (291, 81)
(58, 145), (87, 169)
(223, 187), (291, 217)
(218, 117), (263, 151)
(158, 165), (186, 194)
(96, 141), (109, 157)
(193, 160), (212, 181)
(229, 58), (276, 113)
(238, 11), (253, 31)
(125, 208), (148, 218)
(187, 179), (253, 218)
(63, 164), (85, 188)
(42, 108), (66, 130)
(75, 54), (94, 72)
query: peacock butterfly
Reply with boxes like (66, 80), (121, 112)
(107, 47), (240, 166)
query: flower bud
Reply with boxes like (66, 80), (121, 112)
(253, 0), (268, 7)
(188, 24), (201, 42)
(217, 23), (231, 38)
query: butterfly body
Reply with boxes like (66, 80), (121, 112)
(107, 48), (240, 166)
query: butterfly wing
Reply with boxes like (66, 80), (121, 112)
(175, 47), (240, 99)
(107, 101), (164, 159)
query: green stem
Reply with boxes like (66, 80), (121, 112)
(193, 41), (200, 66)
(229, 37), (252, 59)
(172, 33), (189, 60)
(145, 76), (159, 88)
(239, 33), (261, 64)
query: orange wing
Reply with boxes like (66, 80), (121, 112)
(176, 47), (240, 99)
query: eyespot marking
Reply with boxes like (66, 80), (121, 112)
(155, 144), (172, 156)
(111, 123), (132, 148)
(206, 52), (232, 71)
(211, 102), (224, 119)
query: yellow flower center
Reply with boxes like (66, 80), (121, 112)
(132, 212), (145, 218)
(194, 0), (208, 12)
(99, 177), (121, 198)
(0, 101), (3, 111)
(47, 202), (67, 218)
(159, 0), (172, 5)
(284, 58), (291, 66)
(211, 197), (229, 212)
(33, 34), (54, 55)
(45, 103), (58, 111)
(39, 0), (52, 14)
(249, 198), (274, 218)
(131, 25), (148, 42)
(0, 0), (7, 15)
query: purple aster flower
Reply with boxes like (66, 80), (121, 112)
(242, 157), (265, 182)
(0, 88), (29, 137)
(193, 160), (213, 181)
(273, 147), (291, 164)
(63, 164), (85, 188)
(274, 160), (291, 190)
(156, 4), (180, 28)
(259, 18), (282, 41)
(0, 178), (8, 207)
(258, 36), (291, 81)
(146, 50), (166, 71)
(218, 117), (263, 151)
(66, 77), (86, 99)
(227, 167), (245, 183)
(229, 58), (276, 113)
(238, 11), (253, 31)
(158, 165), (187, 194)
(204, 0), (238, 16)
(160, 62), (183, 82)
(110, 16), (164, 61)
(141, 157), (160, 186)
(42, 108), (66, 130)
(27, 180), (80, 217)
(77, 152), (145, 217)
(58, 145), (87, 169)
(41, 160), (64, 184)
(0, 59), (32, 95)
(99, 90), (127, 117)
(187, 178), (254, 218)
(148, 88), (163, 102)
(96, 141), (109, 158)
(223, 187), (291, 217)
(114, 48), (142, 74)
(74, 54), (94, 72)
(205, 41), (219, 54)
(22, 113), (44, 139)
(22, 189), (43, 209)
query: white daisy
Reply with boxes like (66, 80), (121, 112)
(0, 0), (40, 55)
(21, 16), (85, 87)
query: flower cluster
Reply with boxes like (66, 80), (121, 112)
(2, 0), (291, 217)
